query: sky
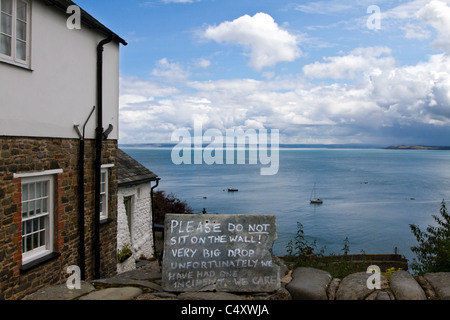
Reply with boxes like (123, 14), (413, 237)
(75, 0), (450, 146)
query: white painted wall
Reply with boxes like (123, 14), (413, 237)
(117, 182), (155, 273)
(0, 1), (120, 140)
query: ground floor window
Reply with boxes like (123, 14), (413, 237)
(21, 175), (54, 264)
(100, 168), (109, 220)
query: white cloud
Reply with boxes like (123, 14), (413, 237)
(295, 1), (353, 15)
(382, 0), (432, 20)
(417, 0), (450, 54)
(120, 76), (179, 98)
(203, 12), (301, 71)
(120, 46), (450, 145)
(302, 46), (395, 79)
(400, 23), (431, 40)
(377, 0), (450, 42)
(194, 58), (211, 69)
(118, 1), (450, 145)
(151, 58), (191, 82)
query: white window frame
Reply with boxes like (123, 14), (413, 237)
(100, 167), (109, 221)
(0, 0), (31, 68)
(20, 174), (55, 265)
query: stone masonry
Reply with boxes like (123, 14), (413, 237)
(0, 136), (118, 300)
(285, 267), (450, 300)
(22, 259), (450, 301)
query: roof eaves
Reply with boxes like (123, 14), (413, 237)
(118, 177), (158, 188)
(117, 149), (158, 186)
(42, 0), (128, 46)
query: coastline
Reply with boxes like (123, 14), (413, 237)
(120, 143), (450, 151)
(386, 145), (450, 150)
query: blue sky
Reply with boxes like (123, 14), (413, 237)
(75, 0), (450, 146)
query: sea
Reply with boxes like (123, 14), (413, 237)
(121, 147), (450, 264)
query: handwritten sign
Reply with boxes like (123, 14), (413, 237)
(162, 214), (280, 292)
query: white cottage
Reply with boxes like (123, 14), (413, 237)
(117, 149), (159, 272)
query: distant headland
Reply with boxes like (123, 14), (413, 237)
(119, 143), (383, 149)
(386, 145), (450, 150)
(119, 143), (450, 150)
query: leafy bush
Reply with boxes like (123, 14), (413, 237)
(286, 222), (323, 258)
(153, 190), (193, 225)
(410, 200), (450, 274)
(285, 222), (363, 278)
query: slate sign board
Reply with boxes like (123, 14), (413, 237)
(162, 214), (280, 292)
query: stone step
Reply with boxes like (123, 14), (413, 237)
(78, 287), (143, 300)
(22, 281), (95, 300)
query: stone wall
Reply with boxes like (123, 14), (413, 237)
(0, 136), (118, 300)
(284, 267), (450, 300)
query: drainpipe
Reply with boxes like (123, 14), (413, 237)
(94, 35), (114, 279)
(74, 106), (95, 281)
(150, 178), (161, 265)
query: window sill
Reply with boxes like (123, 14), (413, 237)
(20, 252), (61, 273)
(100, 218), (113, 225)
(0, 59), (32, 71)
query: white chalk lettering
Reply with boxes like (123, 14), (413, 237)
(171, 248), (197, 258)
(248, 224), (270, 234)
(228, 248), (255, 257)
(162, 214), (279, 292)
(203, 249), (221, 258)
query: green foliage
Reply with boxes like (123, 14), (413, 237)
(341, 237), (350, 255)
(410, 200), (450, 274)
(117, 243), (133, 263)
(285, 222), (364, 278)
(382, 267), (402, 280)
(153, 190), (193, 225)
(286, 222), (323, 258)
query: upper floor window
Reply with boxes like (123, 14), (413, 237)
(0, 0), (30, 67)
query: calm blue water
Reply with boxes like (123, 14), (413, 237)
(122, 147), (450, 263)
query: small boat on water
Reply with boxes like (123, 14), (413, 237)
(310, 198), (323, 204)
(310, 183), (323, 204)
(228, 188), (239, 192)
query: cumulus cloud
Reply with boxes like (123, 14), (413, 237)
(302, 47), (395, 79)
(118, 1), (450, 145)
(203, 13), (301, 71)
(417, 0), (450, 53)
(120, 48), (450, 145)
(151, 58), (191, 82)
(194, 58), (211, 69)
(120, 76), (179, 98)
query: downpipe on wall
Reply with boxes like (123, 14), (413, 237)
(73, 106), (95, 281)
(94, 35), (114, 279)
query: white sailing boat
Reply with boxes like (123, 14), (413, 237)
(310, 183), (323, 204)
